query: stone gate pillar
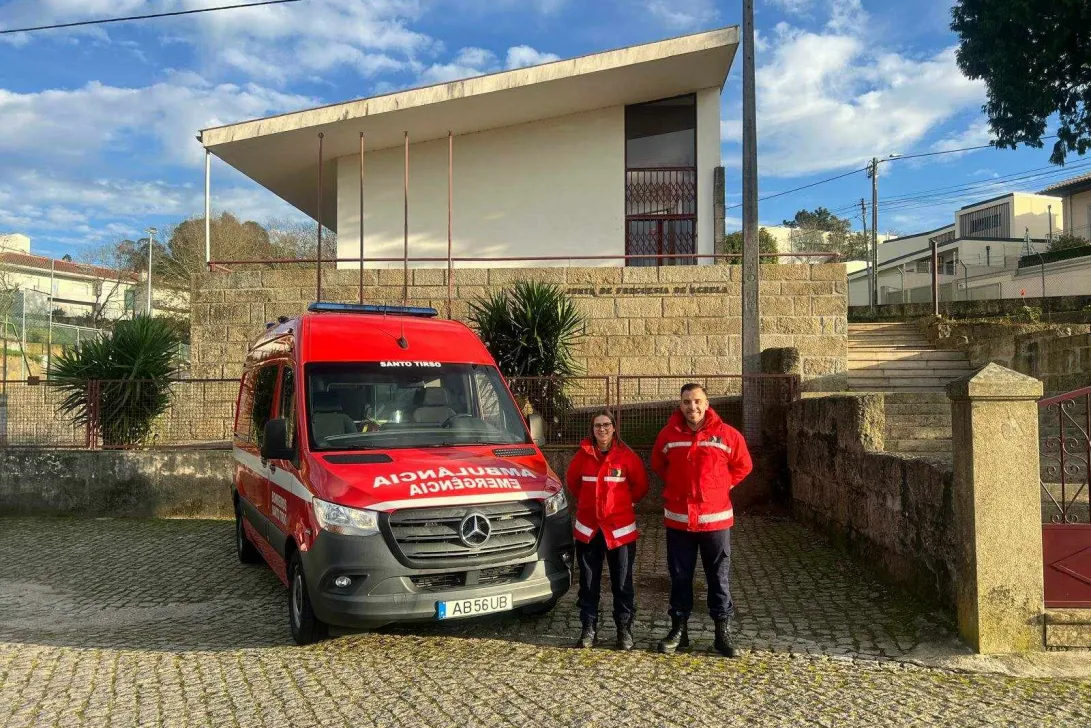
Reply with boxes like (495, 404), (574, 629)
(947, 363), (1044, 653)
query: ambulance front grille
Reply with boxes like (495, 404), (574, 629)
(386, 500), (543, 567)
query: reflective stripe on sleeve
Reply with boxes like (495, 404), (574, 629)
(574, 520), (595, 537)
(602, 476), (625, 483)
(697, 509), (734, 524)
(663, 509), (688, 523)
(661, 441), (689, 454)
(697, 441), (732, 453)
(612, 522), (637, 539)
(582, 476), (597, 482)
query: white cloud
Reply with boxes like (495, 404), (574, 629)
(765, 0), (814, 16)
(643, 0), (718, 30)
(418, 45), (559, 85)
(506, 45), (560, 69)
(721, 119), (742, 144)
(0, 76), (315, 169)
(930, 120), (994, 158)
(721, 3), (986, 177)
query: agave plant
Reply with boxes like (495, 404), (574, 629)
(50, 315), (181, 447)
(468, 280), (586, 439)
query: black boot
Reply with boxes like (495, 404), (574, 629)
(713, 618), (736, 658)
(656, 615), (689, 654)
(615, 616), (634, 651)
(575, 617), (597, 649)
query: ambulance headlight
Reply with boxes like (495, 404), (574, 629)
(312, 497), (380, 537)
(543, 489), (568, 517)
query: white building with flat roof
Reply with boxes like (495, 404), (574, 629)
(199, 28), (738, 268)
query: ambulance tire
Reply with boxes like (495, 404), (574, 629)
(519, 597), (559, 617)
(288, 551), (329, 645)
(235, 509), (262, 565)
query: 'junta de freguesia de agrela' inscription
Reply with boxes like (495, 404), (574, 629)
(564, 284), (734, 296)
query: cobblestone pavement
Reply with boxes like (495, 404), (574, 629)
(2, 515), (1090, 727)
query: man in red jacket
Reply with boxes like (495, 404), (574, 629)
(651, 382), (752, 657)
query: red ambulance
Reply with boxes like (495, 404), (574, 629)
(232, 302), (573, 644)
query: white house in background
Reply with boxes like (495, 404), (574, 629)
(0, 235), (140, 321)
(759, 225), (895, 264)
(1039, 172), (1091, 240)
(847, 192), (1061, 306)
(198, 28), (738, 268)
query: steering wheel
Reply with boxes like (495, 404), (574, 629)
(441, 413), (475, 428)
(357, 418), (381, 433)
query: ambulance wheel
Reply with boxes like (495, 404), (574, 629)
(235, 509), (262, 564)
(519, 597), (559, 617)
(288, 551), (328, 645)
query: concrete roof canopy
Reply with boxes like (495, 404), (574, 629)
(198, 27), (739, 230)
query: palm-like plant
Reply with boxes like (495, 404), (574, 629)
(50, 315), (181, 447)
(468, 281), (586, 440)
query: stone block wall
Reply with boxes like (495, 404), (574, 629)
(788, 393), (959, 609)
(190, 263), (847, 389)
(924, 319), (1091, 393)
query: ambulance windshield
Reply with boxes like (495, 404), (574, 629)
(304, 362), (533, 450)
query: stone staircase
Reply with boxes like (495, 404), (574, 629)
(848, 323), (974, 459)
(848, 322), (976, 393)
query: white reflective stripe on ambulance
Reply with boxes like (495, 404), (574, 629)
(661, 441), (689, 454)
(369, 491), (555, 512)
(574, 520), (595, 537)
(612, 522), (637, 539)
(697, 441), (732, 453)
(233, 446), (312, 503)
(664, 509), (689, 523)
(697, 509), (734, 524)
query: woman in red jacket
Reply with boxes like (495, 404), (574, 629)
(565, 410), (649, 650)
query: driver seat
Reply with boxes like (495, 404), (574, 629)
(311, 391), (358, 442)
(412, 387), (456, 425)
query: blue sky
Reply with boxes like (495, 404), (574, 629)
(0, 0), (1086, 261)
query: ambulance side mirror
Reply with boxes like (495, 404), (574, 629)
(527, 413), (545, 446)
(261, 418), (295, 461)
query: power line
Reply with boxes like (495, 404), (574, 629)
(725, 165), (868, 211)
(878, 135), (1059, 164)
(0, 0), (303, 34)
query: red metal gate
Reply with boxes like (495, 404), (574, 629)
(1040, 385), (1091, 607)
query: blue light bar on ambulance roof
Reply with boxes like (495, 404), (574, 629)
(306, 302), (438, 318)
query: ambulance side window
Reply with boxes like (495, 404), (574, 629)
(235, 370), (256, 442)
(280, 366), (296, 447)
(251, 366), (279, 447)
(474, 371), (505, 430)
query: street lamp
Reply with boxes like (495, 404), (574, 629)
(144, 227), (158, 316)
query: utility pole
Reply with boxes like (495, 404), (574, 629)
(145, 227), (158, 316)
(866, 158), (879, 308)
(859, 197), (870, 307)
(741, 0), (761, 444)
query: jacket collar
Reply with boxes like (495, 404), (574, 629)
(579, 437), (626, 459)
(667, 406), (723, 435)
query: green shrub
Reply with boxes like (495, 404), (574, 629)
(49, 315), (181, 447)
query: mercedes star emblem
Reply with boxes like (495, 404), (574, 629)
(459, 513), (491, 547)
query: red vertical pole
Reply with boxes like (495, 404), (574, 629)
(364, 132), (368, 305)
(403, 131), (409, 307)
(447, 131), (453, 319)
(316, 132), (324, 304)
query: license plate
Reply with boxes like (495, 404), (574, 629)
(436, 594), (512, 620)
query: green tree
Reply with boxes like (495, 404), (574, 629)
(49, 315), (181, 447)
(1050, 232), (1089, 252)
(782, 207), (865, 259)
(952, 0), (1091, 165)
(719, 227), (779, 263)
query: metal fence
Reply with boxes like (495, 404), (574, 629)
(0, 374), (800, 451)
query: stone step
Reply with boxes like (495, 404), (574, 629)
(1045, 610), (1091, 649)
(848, 365), (974, 377)
(887, 439), (953, 453)
(847, 349), (968, 361)
(850, 386), (950, 394)
(848, 358), (973, 370)
(847, 377), (962, 389)
(885, 404), (950, 416)
(886, 425), (953, 440)
(884, 414), (952, 427)
(848, 323), (920, 331)
(848, 344), (939, 352)
(884, 393), (951, 404)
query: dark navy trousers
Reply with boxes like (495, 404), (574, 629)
(665, 527), (733, 620)
(575, 531), (636, 622)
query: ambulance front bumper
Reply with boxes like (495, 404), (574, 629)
(300, 513), (573, 629)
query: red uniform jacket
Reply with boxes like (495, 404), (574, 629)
(565, 438), (649, 549)
(651, 408), (753, 532)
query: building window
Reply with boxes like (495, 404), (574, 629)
(624, 94), (697, 267)
(959, 203), (1010, 239)
(915, 261), (931, 274)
